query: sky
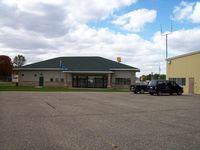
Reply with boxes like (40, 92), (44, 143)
(0, 0), (200, 76)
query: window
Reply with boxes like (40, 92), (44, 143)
(50, 78), (53, 82)
(149, 80), (157, 86)
(60, 78), (64, 82)
(72, 75), (107, 88)
(34, 74), (37, 77)
(169, 78), (186, 86)
(170, 81), (177, 87)
(115, 78), (131, 85)
(158, 81), (166, 86)
(21, 74), (24, 76)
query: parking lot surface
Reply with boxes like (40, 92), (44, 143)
(0, 92), (200, 150)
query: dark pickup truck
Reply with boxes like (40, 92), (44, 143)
(130, 84), (148, 94)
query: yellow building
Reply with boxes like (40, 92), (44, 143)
(167, 50), (200, 94)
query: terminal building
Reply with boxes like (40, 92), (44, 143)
(14, 56), (139, 88)
(167, 50), (200, 94)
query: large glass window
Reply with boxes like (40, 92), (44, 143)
(72, 75), (107, 88)
(169, 78), (186, 86)
(115, 78), (131, 85)
(78, 76), (87, 88)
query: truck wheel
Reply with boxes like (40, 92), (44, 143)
(140, 89), (144, 94)
(157, 91), (161, 96)
(134, 91), (137, 94)
(177, 91), (182, 95)
(130, 87), (134, 92)
(149, 92), (154, 95)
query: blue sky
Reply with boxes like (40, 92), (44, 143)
(89, 0), (199, 40)
(0, 0), (200, 76)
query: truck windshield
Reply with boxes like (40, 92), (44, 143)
(148, 80), (157, 86)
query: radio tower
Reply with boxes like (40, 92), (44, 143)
(160, 22), (173, 60)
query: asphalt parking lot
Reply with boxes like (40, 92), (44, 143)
(0, 92), (200, 150)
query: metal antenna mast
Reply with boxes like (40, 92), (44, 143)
(160, 22), (173, 60)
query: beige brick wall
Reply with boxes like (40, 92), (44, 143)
(167, 53), (200, 94)
(111, 70), (136, 88)
(18, 70), (66, 87)
(17, 70), (137, 88)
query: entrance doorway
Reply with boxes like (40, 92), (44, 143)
(72, 75), (107, 88)
(189, 77), (194, 94)
(39, 76), (44, 87)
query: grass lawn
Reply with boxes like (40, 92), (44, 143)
(0, 82), (129, 92)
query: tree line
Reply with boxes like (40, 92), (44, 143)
(139, 73), (166, 81)
(0, 55), (26, 81)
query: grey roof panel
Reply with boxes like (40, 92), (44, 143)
(21, 56), (139, 71)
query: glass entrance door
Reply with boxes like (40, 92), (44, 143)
(88, 76), (95, 88)
(72, 75), (108, 88)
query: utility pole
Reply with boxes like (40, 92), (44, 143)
(159, 64), (161, 75)
(158, 63), (161, 79)
(151, 72), (153, 80)
(166, 34), (168, 59)
(161, 22), (173, 80)
(161, 22), (173, 60)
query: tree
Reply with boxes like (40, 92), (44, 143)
(13, 55), (26, 67)
(140, 73), (166, 81)
(0, 55), (13, 81)
(160, 74), (166, 80)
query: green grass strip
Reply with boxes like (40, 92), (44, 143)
(0, 82), (129, 92)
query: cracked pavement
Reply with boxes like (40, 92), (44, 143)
(0, 92), (200, 150)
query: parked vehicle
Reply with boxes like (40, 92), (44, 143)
(148, 80), (183, 96)
(130, 82), (149, 94)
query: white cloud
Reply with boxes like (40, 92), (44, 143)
(190, 2), (200, 23)
(1, 23), (200, 76)
(167, 28), (200, 54)
(113, 9), (157, 32)
(0, 0), (138, 36)
(1, 0), (200, 77)
(172, 1), (193, 21)
(1, 0), (137, 23)
(65, 0), (138, 22)
(0, 27), (56, 50)
(151, 28), (200, 62)
(172, 1), (200, 23)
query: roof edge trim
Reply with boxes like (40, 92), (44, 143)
(110, 68), (140, 71)
(62, 71), (113, 74)
(167, 50), (200, 61)
(13, 68), (68, 71)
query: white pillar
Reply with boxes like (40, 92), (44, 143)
(64, 73), (68, 87)
(107, 73), (111, 88)
(65, 73), (72, 87)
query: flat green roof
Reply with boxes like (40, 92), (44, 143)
(18, 56), (139, 72)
